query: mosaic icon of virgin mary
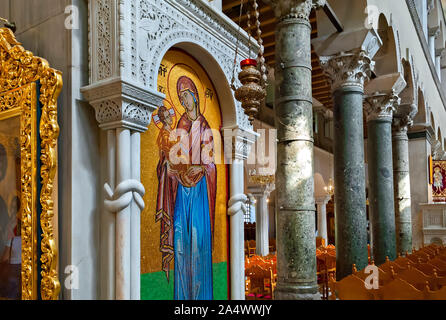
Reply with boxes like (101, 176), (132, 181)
(155, 76), (216, 300)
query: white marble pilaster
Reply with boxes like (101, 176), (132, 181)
(223, 126), (257, 300)
(315, 195), (331, 246)
(81, 81), (162, 299)
(130, 131), (141, 299)
(249, 184), (275, 257)
(256, 192), (270, 257)
(115, 128), (132, 299)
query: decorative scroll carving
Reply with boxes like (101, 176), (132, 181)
(0, 83), (36, 300)
(364, 92), (399, 122)
(320, 50), (375, 91)
(265, 0), (326, 20)
(88, 0), (255, 131)
(94, 99), (152, 129)
(96, 0), (113, 80)
(0, 27), (62, 300)
(392, 115), (414, 134)
(19, 85), (35, 301)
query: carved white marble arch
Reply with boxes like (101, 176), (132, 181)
(150, 36), (239, 128)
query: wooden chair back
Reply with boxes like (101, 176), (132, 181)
(329, 274), (374, 300)
(414, 262), (446, 278)
(353, 265), (393, 286)
(425, 285), (446, 300)
(325, 252), (336, 272)
(245, 264), (272, 296)
(316, 237), (325, 248)
(269, 238), (276, 252)
(376, 278), (424, 300)
(248, 240), (256, 257)
(430, 258), (446, 270)
(395, 264), (435, 291)
(394, 256), (414, 268)
(380, 257), (407, 274)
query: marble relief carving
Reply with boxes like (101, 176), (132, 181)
(96, 0), (113, 81)
(136, 0), (253, 130)
(320, 51), (375, 91)
(364, 93), (400, 122)
(88, 0), (254, 130)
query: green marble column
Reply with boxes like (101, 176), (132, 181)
(315, 28), (383, 280)
(365, 93), (398, 265)
(318, 46), (380, 280)
(332, 85), (369, 280)
(269, 0), (324, 300)
(392, 116), (413, 255)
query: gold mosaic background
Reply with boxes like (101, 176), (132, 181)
(141, 49), (228, 274)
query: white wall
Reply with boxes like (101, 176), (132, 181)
(409, 136), (432, 248)
(314, 146), (334, 184)
(0, 0), (101, 299)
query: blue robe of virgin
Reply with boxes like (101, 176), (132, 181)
(173, 113), (216, 300)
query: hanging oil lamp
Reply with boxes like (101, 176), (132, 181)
(231, 0), (267, 124)
(235, 58), (265, 123)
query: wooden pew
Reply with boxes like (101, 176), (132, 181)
(374, 278), (424, 300)
(328, 274), (374, 300)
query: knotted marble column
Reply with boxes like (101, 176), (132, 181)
(392, 115), (414, 255)
(82, 80), (161, 300)
(364, 84), (404, 265)
(223, 126), (256, 300)
(315, 28), (382, 280)
(266, 0), (325, 300)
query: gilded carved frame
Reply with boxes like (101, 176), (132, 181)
(0, 28), (61, 300)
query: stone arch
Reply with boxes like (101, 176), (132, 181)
(428, 0), (440, 29)
(373, 14), (402, 76)
(398, 57), (418, 118)
(413, 88), (427, 124)
(438, 128), (443, 149)
(314, 173), (327, 198)
(430, 111), (436, 138)
(149, 30), (250, 130)
(436, 21), (446, 49)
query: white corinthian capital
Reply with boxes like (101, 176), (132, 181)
(264, 0), (326, 19)
(320, 50), (374, 91)
(364, 73), (407, 122)
(313, 28), (382, 91)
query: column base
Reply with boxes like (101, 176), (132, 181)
(274, 284), (321, 300)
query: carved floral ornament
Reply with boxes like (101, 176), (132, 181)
(0, 27), (61, 300)
(320, 50), (375, 91)
(392, 114), (414, 134)
(87, 0), (255, 131)
(364, 92), (400, 122)
(264, 0), (326, 19)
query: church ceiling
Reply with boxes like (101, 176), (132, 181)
(222, 0), (334, 110)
